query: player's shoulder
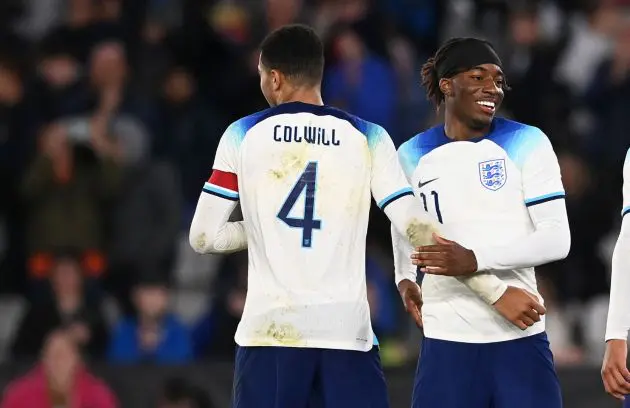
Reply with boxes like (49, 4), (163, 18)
(490, 117), (549, 145)
(398, 124), (448, 160)
(314, 105), (387, 143)
(225, 106), (279, 139)
(488, 117), (552, 167)
(396, 124), (448, 178)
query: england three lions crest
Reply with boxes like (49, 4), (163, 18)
(479, 159), (507, 191)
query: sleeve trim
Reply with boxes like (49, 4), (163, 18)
(377, 187), (414, 210)
(524, 191), (565, 207)
(202, 182), (239, 201)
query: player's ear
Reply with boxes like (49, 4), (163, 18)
(270, 70), (282, 92)
(439, 78), (453, 98)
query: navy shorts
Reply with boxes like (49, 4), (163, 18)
(413, 332), (562, 408)
(232, 345), (389, 408)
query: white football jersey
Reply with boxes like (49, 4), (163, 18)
(206, 102), (413, 351)
(605, 148), (630, 341)
(398, 117), (566, 343)
(622, 149), (630, 217)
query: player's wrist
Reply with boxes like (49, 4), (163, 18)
(470, 247), (487, 272)
(487, 282), (509, 305)
(464, 248), (479, 275)
(461, 274), (507, 305)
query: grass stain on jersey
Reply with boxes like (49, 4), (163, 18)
(406, 219), (439, 247)
(262, 321), (305, 346)
(193, 233), (207, 252)
(268, 149), (308, 181)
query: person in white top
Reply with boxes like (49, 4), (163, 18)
(188, 24), (504, 408)
(602, 148), (630, 403)
(392, 37), (571, 408)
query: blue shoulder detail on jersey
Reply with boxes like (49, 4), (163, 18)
(226, 108), (277, 146)
(398, 125), (450, 178)
(486, 118), (547, 169)
(356, 120), (387, 150)
(233, 101), (384, 145)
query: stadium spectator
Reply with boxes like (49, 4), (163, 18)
(107, 273), (192, 364)
(11, 251), (108, 359)
(1, 330), (117, 408)
(21, 120), (122, 281)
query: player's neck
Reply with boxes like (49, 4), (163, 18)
(277, 87), (324, 106)
(443, 114), (491, 141)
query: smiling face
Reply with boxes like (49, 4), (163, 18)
(441, 63), (506, 130)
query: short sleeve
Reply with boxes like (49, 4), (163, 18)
(367, 123), (414, 210)
(520, 129), (566, 208)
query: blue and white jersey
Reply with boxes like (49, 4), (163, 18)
(210, 101), (412, 351)
(399, 117), (566, 343)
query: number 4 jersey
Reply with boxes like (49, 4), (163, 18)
(205, 102), (415, 351)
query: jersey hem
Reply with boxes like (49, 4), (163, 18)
(234, 336), (374, 352)
(423, 324), (545, 344)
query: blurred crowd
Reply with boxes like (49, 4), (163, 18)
(1, 1), (630, 400)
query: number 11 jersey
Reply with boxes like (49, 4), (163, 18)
(205, 101), (413, 351)
(398, 117), (565, 343)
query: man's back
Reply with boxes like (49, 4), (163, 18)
(208, 101), (408, 351)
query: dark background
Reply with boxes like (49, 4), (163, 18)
(0, 0), (629, 406)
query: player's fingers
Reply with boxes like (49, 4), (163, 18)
(414, 245), (449, 253)
(523, 308), (541, 323)
(410, 306), (423, 328)
(621, 366), (630, 382)
(405, 297), (422, 312)
(419, 266), (448, 275)
(520, 315), (535, 327)
(410, 294), (423, 308)
(605, 370), (629, 399)
(603, 373), (625, 400)
(530, 301), (546, 315)
(612, 369), (630, 395)
(413, 259), (447, 269)
(514, 319), (528, 330)
(412, 252), (447, 261)
(412, 258), (447, 268)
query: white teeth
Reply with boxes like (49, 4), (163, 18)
(477, 101), (495, 108)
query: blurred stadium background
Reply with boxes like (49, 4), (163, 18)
(0, 0), (628, 406)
